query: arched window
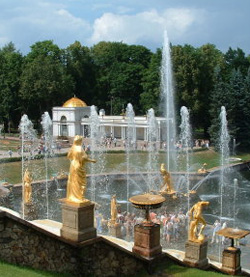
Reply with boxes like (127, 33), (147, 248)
(60, 116), (68, 136)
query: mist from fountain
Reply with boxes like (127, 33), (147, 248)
(89, 105), (107, 203)
(18, 114), (38, 218)
(146, 108), (159, 192)
(41, 112), (53, 219)
(160, 30), (177, 172)
(179, 106), (192, 213)
(126, 103), (136, 211)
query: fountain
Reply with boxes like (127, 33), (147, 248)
(41, 111), (53, 219)
(129, 193), (165, 258)
(179, 106), (193, 223)
(160, 30), (177, 172)
(89, 105), (107, 203)
(18, 114), (38, 218)
(125, 103), (136, 211)
(1, 32), (250, 276)
(219, 106), (230, 224)
(146, 108), (159, 192)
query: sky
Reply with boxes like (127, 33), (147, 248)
(0, 0), (249, 54)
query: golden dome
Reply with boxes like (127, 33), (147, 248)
(62, 96), (87, 108)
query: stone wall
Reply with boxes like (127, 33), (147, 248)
(0, 211), (145, 276)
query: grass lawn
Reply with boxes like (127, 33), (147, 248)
(0, 260), (70, 277)
(137, 260), (226, 276)
(0, 138), (20, 152)
(0, 259), (226, 277)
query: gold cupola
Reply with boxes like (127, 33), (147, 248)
(62, 96), (87, 108)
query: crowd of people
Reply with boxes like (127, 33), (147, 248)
(95, 207), (242, 248)
(95, 207), (189, 245)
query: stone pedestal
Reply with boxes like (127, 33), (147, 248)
(133, 223), (162, 259)
(109, 223), (122, 238)
(60, 200), (96, 242)
(22, 202), (38, 221)
(221, 247), (241, 275)
(184, 240), (208, 268)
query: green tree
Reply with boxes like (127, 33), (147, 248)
(228, 69), (250, 150)
(209, 66), (231, 147)
(19, 40), (74, 123)
(0, 42), (23, 131)
(140, 48), (162, 114)
(63, 41), (95, 105)
(224, 47), (250, 76)
(91, 41), (152, 114)
(172, 44), (223, 135)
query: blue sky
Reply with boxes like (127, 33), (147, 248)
(1, 0), (249, 54)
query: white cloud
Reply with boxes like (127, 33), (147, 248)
(0, 1), (91, 53)
(88, 8), (206, 47)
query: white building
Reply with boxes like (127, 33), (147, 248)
(52, 96), (166, 142)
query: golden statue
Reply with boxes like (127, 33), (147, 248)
(23, 168), (32, 204)
(110, 195), (118, 224)
(198, 163), (207, 173)
(188, 201), (209, 243)
(160, 163), (174, 193)
(66, 135), (96, 203)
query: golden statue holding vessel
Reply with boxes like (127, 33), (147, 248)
(66, 135), (96, 204)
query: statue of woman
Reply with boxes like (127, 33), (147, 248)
(111, 195), (118, 223)
(24, 168), (32, 204)
(66, 135), (96, 203)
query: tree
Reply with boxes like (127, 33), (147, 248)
(63, 41), (95, 105)
(140, 48), (162, 114)
(19, 40), (74, 123)
(172, 44), (224, 135)
(224, 47), (250, 76)
(91, 42), (152, 114)
(228, 69), (250, 150)
(0, 42), (23, 131)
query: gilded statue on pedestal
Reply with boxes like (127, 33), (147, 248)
(23, 168), (32, 204)
(160, 163), (174, 193)
(66, 135), (96, 203)
(188, 201), (209, 243)
(110, 195), (118, 224)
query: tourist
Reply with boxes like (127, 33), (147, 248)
(165, 220), (173, 244)
(172, 215), (180, 241)
(95, 210), (103, 233)
(8, 149), (12, 157)
(211, 220), (221, 244)
(221, 221), (228, 244)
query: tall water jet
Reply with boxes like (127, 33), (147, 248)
(147, 108), (159, 192)
(160, 31), (177, 172)
(18, 114), (37, 218)
(219, 106), (230, 258)
(89, 105), (107, 203)
(219, 106), (230, 222)
(41, 112), (53, 219)
(179, 106), (192, 213)
(233, 178), (238, 228)
(126, 103), (136, 211)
